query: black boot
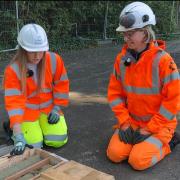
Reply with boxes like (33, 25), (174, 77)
(2, 120), (13, 144)
(169, 132), (180, 151)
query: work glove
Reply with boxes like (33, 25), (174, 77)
(133, 128), (151, 144)
(48, 108), (60, 124)
(119, 126), (134, 144)
(10, 133), (32, 156)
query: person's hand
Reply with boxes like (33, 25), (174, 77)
(118, 122), (134, 144)
(10, 133), (26, 156)
(48, 109), (60, 124)
(133, 128), (151, 144)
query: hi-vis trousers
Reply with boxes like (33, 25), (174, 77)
(107, 127), (174, 170)
(21, 113), (68, 148)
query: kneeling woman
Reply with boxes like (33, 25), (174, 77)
(4, 23), (69, 155)
(107, 2), (180, 170)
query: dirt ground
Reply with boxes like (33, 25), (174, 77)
(0, 39), (180, 180)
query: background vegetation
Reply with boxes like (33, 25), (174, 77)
(1, 1), (180, 52)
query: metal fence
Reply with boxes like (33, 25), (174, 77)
(0, 1), (19, 53)
(1, 1), (180, 53)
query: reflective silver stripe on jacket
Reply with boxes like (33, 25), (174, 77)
(27, 91), (37, 98)
(49, 52), (56, 75)
(44, 134), (67, 141)
(145, 136), (163, 166)
(42, 88), (52, 93)
(5, 89), (21, 96)
(162, 72), (180, 84)
(27, 88), (52, 98)
(26, 99), (53, 110)
(159, 105), (175, 120)
(8, 109), (24, 117)
(54, 74), (68, 85)
(120, 50), (166, 94)
(10, 63), (20, 79)
(60, 74), (68, 81)
(113, 67), (116, 76)
(110, 98), (125, 108)
(130, 113), (153, 121)
(54, 92), (69, 99)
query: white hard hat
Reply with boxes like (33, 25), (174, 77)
(116, 2), (156, 32)
(17, 23), (49, 52)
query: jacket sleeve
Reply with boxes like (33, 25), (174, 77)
(53, 54), (69, 108)
(4, 64), (26, 128)
(107, 53), (130, 126)
(147, 53), (180, 133)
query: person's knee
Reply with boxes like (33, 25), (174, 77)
(106, 145), (127, 163)
(128, 149), (150, 170)
(44, 136), (68, 148)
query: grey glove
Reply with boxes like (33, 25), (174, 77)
(133, 129), (151, 144)
(119, 126), (134, 144)
(48, 107), (60, 124)
(11, 133), (26, 155)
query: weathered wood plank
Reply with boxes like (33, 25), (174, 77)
(6, 158), (49, 180)
(0, 145), (13, 157)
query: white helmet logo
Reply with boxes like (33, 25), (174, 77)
(34, 35), (43, 45)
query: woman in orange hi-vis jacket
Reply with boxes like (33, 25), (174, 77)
(3, 23), (69, 155)
(107, 2), (180, 170)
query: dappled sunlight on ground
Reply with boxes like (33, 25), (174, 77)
(69, 91), (108, 105)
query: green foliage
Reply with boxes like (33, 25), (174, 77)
(1, 1), (180, 51)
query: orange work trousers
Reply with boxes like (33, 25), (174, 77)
(107, 127), (173, 170)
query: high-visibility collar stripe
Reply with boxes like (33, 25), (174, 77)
(26, 99), (52, 109)
(130, 113), (153, 121)
(49, 52), (56, 75)
(8, 109), (24, 117)
(10, 63), (20, 79)
(5, 89), (21, 96)
(159, 105), (175, 120)
(120, 50), (166, 94)
(110, 98), (125, 108)
(162, 72), (180, 84)
(44, 134), (67, 141)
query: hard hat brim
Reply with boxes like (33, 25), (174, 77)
(20, 44), (49, 52)
(116, 25), (135, 32)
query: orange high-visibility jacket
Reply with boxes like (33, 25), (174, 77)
(108, 40), (180, 133)
(4, 52), (69, 128)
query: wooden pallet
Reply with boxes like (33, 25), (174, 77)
(0, 148), (67, 180)
(0, 149), (115, 180)
(0, 145), (13, 157)
(34, 160), (115, 180)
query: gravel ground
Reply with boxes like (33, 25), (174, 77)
(0, 40), (180, 180)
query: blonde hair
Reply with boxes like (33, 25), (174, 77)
(143, 25), (156, 43)
(3, 47), (45, 95)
